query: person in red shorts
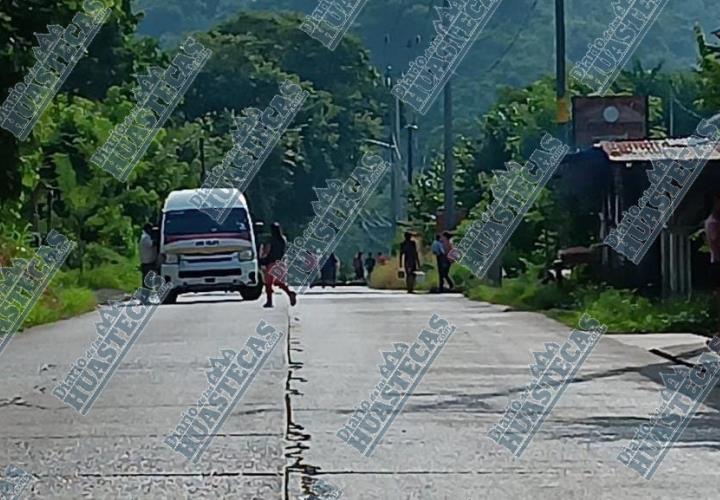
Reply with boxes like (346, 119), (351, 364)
(259, 222), (297, 308)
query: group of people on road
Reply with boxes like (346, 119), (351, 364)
(396, 230), (456, 294)
(351, 251), (388, 282)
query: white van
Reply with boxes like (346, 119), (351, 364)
(159, 189), (262, 304)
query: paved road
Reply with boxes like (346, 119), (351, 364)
(1, 287), (719, 499)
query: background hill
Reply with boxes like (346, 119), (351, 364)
(133, 0), (719, 132)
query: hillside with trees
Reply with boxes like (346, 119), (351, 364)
(133, 0), (720, 133)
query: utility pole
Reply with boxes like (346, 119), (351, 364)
(405, 122), (418, 185)
(443, 79), (454, 231)
(46, 189), (54, 232)
(555, 0), (570, 145)
(443, 0), (455, 232)
(384, 65), (398, 233)
(669, 88), (675, 137)
(199, 137), (206, 183)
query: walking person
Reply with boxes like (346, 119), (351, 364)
(440, 231), (455, 291)
(364, 252), (376, 280)
(399, 232), (420, 293)
(321, 252), (339, 288)
(431, 234), (446, 292)
(259, 222), (297, 308)
(706, 193), (720, 335)
(139, 223), (158, 285)
(353, 252), (365, 281)
(138, 223), (159, 304)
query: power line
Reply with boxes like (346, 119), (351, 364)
(485, 0), (539, 75)
(672, 95), (703, 121)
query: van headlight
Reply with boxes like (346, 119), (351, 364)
(163, 254), (178, 264)
(237, 249), (254, 261)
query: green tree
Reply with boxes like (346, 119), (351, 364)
(179, 11), (385, 234)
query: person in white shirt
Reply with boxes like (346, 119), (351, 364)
(139, 223), (157, 285)
(431, 234), (446, 292)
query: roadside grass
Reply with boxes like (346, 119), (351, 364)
(2, 226), (143, 331)
(8, 258), (141, 331)
(21, 258), (140, 330)
(464, 273), (716, 335)
(63, 259), (140, 293)
(24, 282), (96, 328)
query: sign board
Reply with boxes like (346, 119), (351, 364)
(573, 96), (648, 148)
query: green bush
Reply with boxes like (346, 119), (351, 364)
(466, 274), (572, 310)
(465, 270), (717, 334)
(573, 288), (715, 334)
(59, 258), (140, 293)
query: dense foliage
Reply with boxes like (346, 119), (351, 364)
(133, 0), (720, 150)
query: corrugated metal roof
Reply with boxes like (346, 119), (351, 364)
(596, 138), (720, 162)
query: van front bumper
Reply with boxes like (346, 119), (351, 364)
(161, 261), (259, 292)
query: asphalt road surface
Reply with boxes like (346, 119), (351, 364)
(1, 287), (719, 499)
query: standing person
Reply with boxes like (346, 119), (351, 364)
(321, 252), (339, 288)
(353, 252), (365, 281)
(364, 252), (376, 280)
(399, 232), (420, 293)
(377, 251), (388, 265)
(259, 222), (297, 308)
(431, 234), (446, 292)
(706, 193), (720, 335)
(139, 223), (157, 285)
(440, 231), (455, 291)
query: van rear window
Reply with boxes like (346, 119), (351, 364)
(164, 209), (249, 235)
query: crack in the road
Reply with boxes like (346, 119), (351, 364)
(281, 311), (328, 500)
(77, 472), (282, 478)
(0, 396), (50, 410)
(648, 347), (702, 367)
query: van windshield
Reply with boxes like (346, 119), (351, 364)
(163, 208), (249, 235)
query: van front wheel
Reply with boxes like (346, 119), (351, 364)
(163, 290), (179, 304)
(239, 283), (263, 301)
